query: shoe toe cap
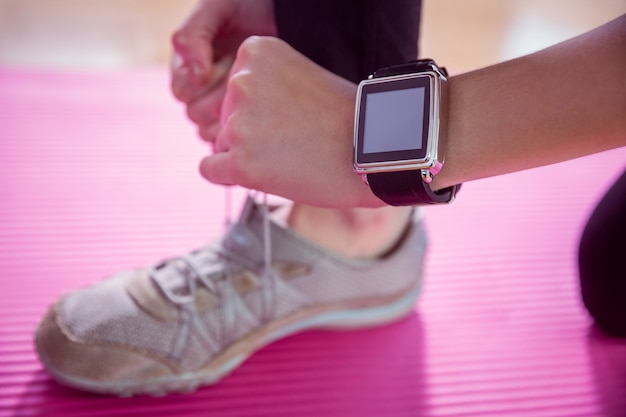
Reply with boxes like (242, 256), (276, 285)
(35, 302), (175, 395)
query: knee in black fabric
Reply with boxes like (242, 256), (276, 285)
(579, 169), (626, 338)
(274, 0), (422, 83)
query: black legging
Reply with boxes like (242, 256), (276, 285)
(579, 168), (626, 338)
(274, 0), (421, 84)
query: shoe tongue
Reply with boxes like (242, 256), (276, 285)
(222, 196), (266, 264)
(147, 197), (267, 303)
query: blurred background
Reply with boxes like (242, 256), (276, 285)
(0, 0), (624, 71)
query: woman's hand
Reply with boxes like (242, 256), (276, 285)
(170, 0), (277, 143)
(198, 36), (383, 208)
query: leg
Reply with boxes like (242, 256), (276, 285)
(274, 0), (423, 258)
(579, 168), (626, 337)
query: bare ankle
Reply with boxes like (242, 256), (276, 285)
(279, 203), (413, 258)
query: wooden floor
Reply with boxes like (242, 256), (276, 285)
(0, 0), (624, 71)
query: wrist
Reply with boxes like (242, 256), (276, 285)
(352, 59), (462, 206)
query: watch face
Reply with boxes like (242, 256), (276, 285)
(355, 75), (432, 166)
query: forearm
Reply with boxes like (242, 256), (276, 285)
(431, 15), (626, 192)
(201, 16), (624, 209)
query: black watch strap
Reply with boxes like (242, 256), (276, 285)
(373, 59), (448, 78)
(367, 170), (460, 206)
(366, 59), (461, 206)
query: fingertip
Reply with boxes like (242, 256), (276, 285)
(187, 59), (210, 88)
(199, 154), (234, 186)
(198, 155), (214, 182)
(169, 34), (214, 102)
(171, 30), (188, 54)
(170, 58), (196, 103)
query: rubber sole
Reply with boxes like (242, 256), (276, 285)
(37, 283), (421, 397)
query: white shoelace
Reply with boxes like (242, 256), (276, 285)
(150, 190), (279, 352)
(224, 188), (274, 281)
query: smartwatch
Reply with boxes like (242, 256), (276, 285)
(353, 59), (462, 206)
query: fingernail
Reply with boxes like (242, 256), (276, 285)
(171, 65), (191, 101)
(187, 60), (206, 87)
(172, 52), (184, 70)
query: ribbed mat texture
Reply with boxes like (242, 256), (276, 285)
(1, 69), (625, 417)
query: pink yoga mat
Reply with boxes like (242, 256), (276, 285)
(1, 69), (625, 417)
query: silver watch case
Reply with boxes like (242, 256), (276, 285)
(353, 69), (448, 183)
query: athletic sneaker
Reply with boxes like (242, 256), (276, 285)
(35, 196), (427, 396)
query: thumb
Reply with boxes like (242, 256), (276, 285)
(199, 153), (236, 186)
